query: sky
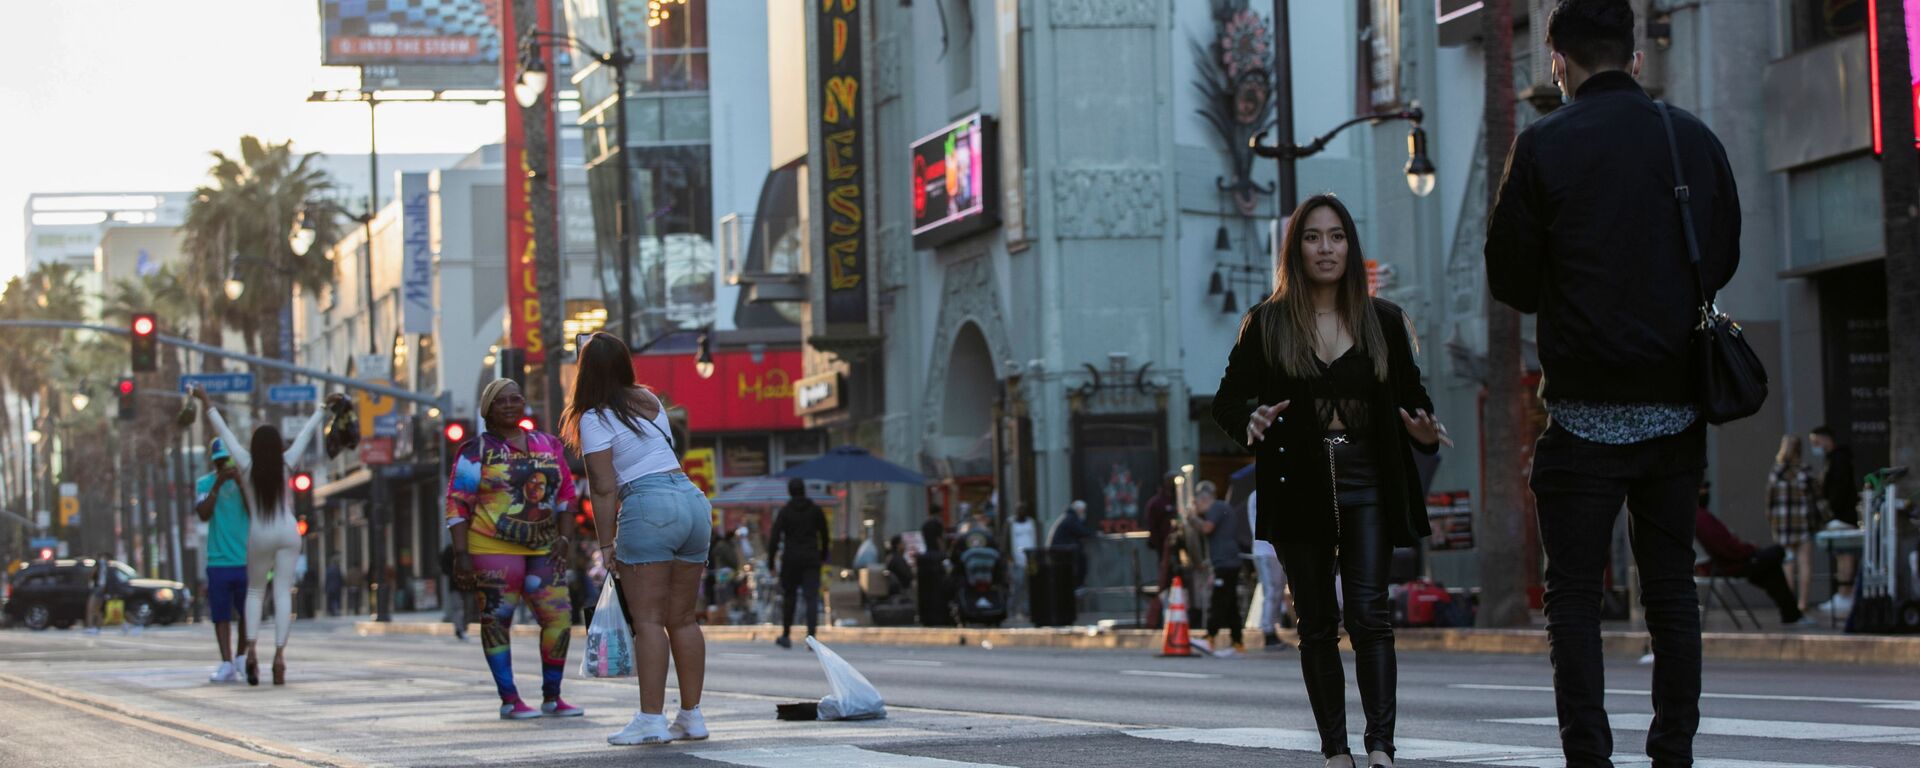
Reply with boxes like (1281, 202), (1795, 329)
(0, 0), (510, 283)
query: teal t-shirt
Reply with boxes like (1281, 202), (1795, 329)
(196, 472), (250, 568)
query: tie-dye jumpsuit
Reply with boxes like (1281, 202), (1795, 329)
(445, 429), (577, 703)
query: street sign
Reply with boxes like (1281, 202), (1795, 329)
(179, 373), (255, 394)
(28, 537), (58, 550)
(358, 437), (395, 466)
(356, 379), (398, 438)
(269, 384), (318, 404)
(374, 413), (404, 438)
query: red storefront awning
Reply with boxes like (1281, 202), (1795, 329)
(631, 348), (804, 432)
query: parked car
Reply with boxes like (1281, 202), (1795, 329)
(2, 558), (190, 630)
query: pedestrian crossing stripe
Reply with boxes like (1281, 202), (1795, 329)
(1124, 727), (1876, 767)
(692, 745), (1013, 767)
(1489, 715), (1920, 745)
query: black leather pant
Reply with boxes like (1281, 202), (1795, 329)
(1278, 432), (1396, 759)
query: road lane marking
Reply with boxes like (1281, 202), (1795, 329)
(693, 745), (1015, 767)
(1119, 670), (1221, 679)
(719, 652), (768, 659)
(0, 673), (362, 767)
(882, 659), (947, 667)
(1490, 715), (1920, 744)
(1126, 727), (1870, 767)
(1452, 683), (1920, 709)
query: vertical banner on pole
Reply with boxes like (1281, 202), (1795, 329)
(401, 172), (435, 335)
(500, 0), (553, 363)
(818, 0), (868, 329)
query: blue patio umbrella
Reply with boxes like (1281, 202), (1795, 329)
(775, 445), (928, 486)
(709, 476), (840, 508)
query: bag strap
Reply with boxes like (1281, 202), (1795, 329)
(1654, 100), (1713, 314)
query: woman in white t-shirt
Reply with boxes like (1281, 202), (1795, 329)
(561, 332), (711, 747)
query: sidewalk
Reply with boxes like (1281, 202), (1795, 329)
(353, 611), (1920, 666)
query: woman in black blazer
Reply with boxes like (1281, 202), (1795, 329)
(1212, 194), (1447, 768)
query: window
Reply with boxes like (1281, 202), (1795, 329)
(1791, 0), (1867, 52)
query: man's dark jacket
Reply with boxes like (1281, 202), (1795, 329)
(1485, 71), (1741, 404)
(769, 498), (830, 569)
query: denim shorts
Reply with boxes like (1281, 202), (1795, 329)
(615, 472), (712, 565)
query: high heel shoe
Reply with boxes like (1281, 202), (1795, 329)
(271, 648), (285, 686)
(244, 642), (260, 687)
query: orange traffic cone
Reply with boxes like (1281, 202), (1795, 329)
(1160, 576), (1192, 657)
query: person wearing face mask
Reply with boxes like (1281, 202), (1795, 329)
(1213, 193), (1448, 768)
(1485, 1), (1743, 765)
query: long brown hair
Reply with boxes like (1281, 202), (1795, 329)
(248, 424), (286, 519)
(1244, 194), (1390, 381)
(560, 332), (657, 451)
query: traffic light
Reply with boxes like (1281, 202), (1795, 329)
(517, 415), (536, 433)
(291, 471), (314, 517)
(116, 378), (136, 421)
(130, 312), (157, 372)
(36, 548), (53, 561)
(496, 348), (526, 389)
(296, 516), (310, 537)
(444, 419), (472, 445)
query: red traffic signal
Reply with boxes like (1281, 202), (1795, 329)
(290, 472), (313, 492)
(132, 314), (155, 336)
(296, 517), (310, 537)
(37, 548), (54, 561)
(444, 419), (470, 443)
(117, 379), (135, 396)
(130, 313), (157, 372)
(517, 416), (536, 432)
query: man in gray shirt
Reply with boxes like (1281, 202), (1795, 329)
(1192, 481), (1252, 655)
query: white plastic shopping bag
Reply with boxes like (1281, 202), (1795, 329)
(580, 582), (635, 678)
(804, 637), (886, 720)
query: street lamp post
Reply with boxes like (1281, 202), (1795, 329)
(515, 20), (636, 346)
(1249, 104), (1437, 199)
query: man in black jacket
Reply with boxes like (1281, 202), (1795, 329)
(768, 478), (830, 649)
(1485, 2), (1741, 765)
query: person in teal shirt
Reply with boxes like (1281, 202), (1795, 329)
(194, 439), (250, 684)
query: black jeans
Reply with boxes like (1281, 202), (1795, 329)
(780, 564), (822, 638)
(1279, 433), (1396, 759)
(1532, 423), (1704, 768)
(1206, 566), (1243, 646)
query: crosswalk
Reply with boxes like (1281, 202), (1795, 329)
(684, 721), (1910, 768)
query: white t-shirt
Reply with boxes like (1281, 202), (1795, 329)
(578, 405), (680, 486)
(1248, 490), (1277, 559)
(1009, 518), (1039, 567)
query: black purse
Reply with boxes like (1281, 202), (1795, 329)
(1656, 101), (1768, 424)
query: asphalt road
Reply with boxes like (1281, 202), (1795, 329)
(0, 617), (1914, 767)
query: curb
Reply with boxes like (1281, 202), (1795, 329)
(354, 620), (1920, 665)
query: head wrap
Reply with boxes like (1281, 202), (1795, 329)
(478, 378), (517, 425)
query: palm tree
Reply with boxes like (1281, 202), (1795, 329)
(179, 136), (344, 364)
(0, 264), (88, 545)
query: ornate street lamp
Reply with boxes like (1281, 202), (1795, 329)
(1251, 103), (1437, 198)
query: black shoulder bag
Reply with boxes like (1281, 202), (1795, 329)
(1656, 100), (1768, 424)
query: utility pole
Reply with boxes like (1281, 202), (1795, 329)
(1477, 0), (1531, 628)
(607, 0), (637, 344)
(1270, 0), (1297, 216)
(515, 0), (565, 433)
(1875, 0), (1920, 470)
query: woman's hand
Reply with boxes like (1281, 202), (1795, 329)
(1245, 400), (1291, 445)
(548, 536), (571, 571)
(451, 551), (476, 592)
(1399, 408), (1452, 448)
(189, 384), (211, 409)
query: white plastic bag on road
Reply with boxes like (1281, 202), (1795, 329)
(580, 582), (635, 678)
(804, 637), (886, 720)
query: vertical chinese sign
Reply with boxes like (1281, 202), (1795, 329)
(819, 0), (867, 327)
(500, 0), (554, 362)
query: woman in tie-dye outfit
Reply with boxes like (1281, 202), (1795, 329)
(446, 379), (584, 720)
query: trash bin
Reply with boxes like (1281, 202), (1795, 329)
(1029, 547), (1080, 627)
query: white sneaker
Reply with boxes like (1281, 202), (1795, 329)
(209, 661), (238, 683)
(608, 712), (673, 746)
(668, 707), (708, 741)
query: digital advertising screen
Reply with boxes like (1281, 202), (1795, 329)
(911, 113), (999, 249)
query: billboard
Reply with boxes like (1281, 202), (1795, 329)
(910, 113), (999, 249)
(1869, 0), (1920, 153)
(320, 0), (503, 90)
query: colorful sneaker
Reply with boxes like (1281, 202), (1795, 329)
(209, 661), (238, 683)
(668, 706), (708, 741)
(608, 712), (673, 745)
(499, 698), (542, 720)
(542, 698), (585, 717)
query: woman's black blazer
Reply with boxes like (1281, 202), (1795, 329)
(1211, 298), (1438, 549)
